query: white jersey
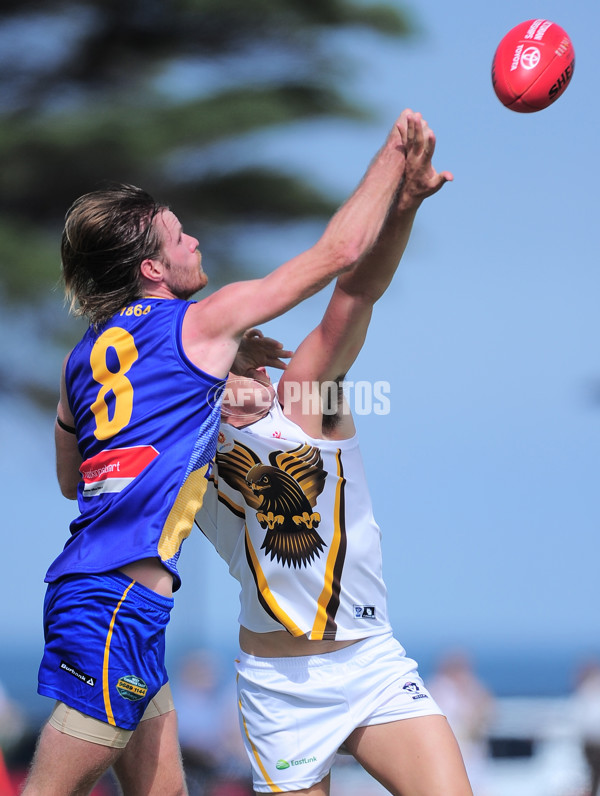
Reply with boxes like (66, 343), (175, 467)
(196, 398), (392, 641)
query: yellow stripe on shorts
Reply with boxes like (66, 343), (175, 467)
(238, 694), (283, 793)
(103, 580), (135, 726)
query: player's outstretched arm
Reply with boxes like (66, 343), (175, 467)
(280, 110), (453, 398)
(182, 114), (408, 378)
(337, 109), (453, 303)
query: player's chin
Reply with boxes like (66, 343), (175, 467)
(247, 369), (273, 388)
(180, 278), (207, 300)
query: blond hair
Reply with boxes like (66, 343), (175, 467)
(61, 183), (167, 327)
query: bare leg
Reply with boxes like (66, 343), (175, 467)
(344, 715), (473, 796)
(113, 710), (187, 796)
(21, 722), (121, 796)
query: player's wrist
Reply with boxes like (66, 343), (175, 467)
(395, 192), (423, 213)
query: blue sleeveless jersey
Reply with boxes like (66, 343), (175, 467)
(46, 297), (225, 591)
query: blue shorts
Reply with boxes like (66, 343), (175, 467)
(38, 571), (174, 731)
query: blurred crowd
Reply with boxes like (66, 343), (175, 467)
(2, 648), (600, 796)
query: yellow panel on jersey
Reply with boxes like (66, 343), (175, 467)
(158, 464), (209, 560)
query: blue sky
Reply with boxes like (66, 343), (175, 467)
(2, 0), (599, 702)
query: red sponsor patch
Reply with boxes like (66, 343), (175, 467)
(80, 446), (159, 496)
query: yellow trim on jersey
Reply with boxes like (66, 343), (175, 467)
(312, 449), (343, 639)
(159, 464), (209, 559)
(239, 695), (283, 793)
(245, 525), (304, 637)
(103, 580), (135, 726)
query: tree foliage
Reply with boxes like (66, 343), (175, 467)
(0, 0), (415, 403)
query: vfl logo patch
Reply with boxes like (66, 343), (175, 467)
(402, 681), (429, 700)
(354, 605), (376, 619)
(403, 681), (420, 693)
(116, 674), (148, 702)
(60, 660), (96, 687)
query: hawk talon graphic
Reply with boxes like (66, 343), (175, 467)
(257, 511), (284, 530)
(217, 440), (327, 568)
(292, 511), (321, 530)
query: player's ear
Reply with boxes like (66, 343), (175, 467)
(140, 257), (164, 283)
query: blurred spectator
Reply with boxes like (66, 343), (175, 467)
(0, 678), (26, 795)
(0, 680), (25, 754)
(172, 649), (252, 796)
(428, 650), (495, 794)
(572, 659), (600, 796)
(0, 748), (15, 796)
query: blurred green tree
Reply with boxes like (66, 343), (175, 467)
(0, 0), (415, 404)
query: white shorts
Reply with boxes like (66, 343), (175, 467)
(235, 632), (443, 793)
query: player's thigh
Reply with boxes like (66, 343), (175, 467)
(114, 709), (187, 796)
(345, 715), (473, 796)
(22, 721), (121, 796)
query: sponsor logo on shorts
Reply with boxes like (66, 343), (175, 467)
(411, 693), (429, 700)
(116, 674), (148, 701)
(60, 660), (96, 687)
(353, 604), (376, 619)
(275, 756), (317, 770)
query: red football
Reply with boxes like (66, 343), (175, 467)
(492, 19), (575, 112)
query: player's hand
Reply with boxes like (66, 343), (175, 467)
(396, 109), (454, 209)
(232, 329), (293, 376)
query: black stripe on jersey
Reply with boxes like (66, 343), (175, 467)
(218, 491), (246, 519)
(322, 449), (347, 640)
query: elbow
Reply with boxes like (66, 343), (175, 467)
(58, 477), (80, 500)
(62, 485), (79, 501)
(320, 239), (364, 276)
(337, 282), (379, 306)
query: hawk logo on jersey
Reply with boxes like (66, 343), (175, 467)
(217, 440), (327, 568)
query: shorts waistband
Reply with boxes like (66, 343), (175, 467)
(52, 571), (174, 611)
(106, 571), (175, 611)
(237, 631), (393, 671)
